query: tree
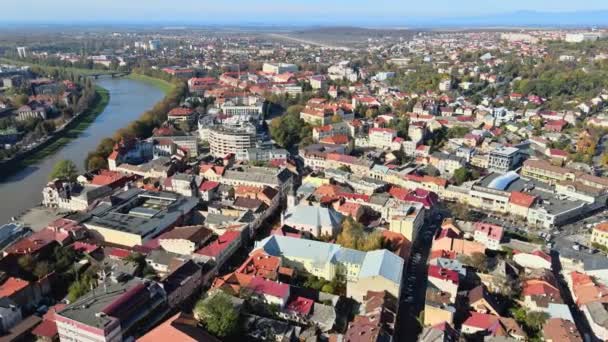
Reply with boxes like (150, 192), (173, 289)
(13, 94), (28, 107)
(459, 252), (488, 272)
(87, 155), (107, 171)
(337, 217), (383, 252)
(453, 167), (472, 185)
(17, 255), (35, 272)
(195, 292), (240, 338)
(34, 261), (50, 279)
(49, 159), (79, 181)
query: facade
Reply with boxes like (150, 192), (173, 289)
(56, 279), (167, 342)
(208, 124), (257, 158)
(262, 63), (298, 74)
(254, 235), (404, 302)
(488, 146), (522, 173)
(83, 189), (198, 247)
(591, 223), (608, 248)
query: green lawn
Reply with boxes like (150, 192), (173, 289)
(126, 73), (175, 94)
(2, 86), (110, 174)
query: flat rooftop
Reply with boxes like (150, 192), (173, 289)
(85, 189), (198, 239)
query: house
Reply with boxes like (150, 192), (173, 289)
(427, 265), (459, 301)
(139, 312), (221, 342)
(161, 260), (203, 308)
(512, 250), (552, 270)
(591, 222), (608, 249)
(468, 285), (500, 316)
(542, 318), (582, 342)
(473, 223), (504, 250)
(424, 284), (456, 326)
(194, 230), (242, 269)
(158, 225), (213, 255)
(419, 322), (459, 342)
(461, 312), (526, 340)
(167, 107), (196, 123)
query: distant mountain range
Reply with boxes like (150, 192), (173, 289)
(399, 10), (608, 28)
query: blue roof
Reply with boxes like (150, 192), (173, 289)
(283, 204), (343, 230)
(255, 235), (403, 286)
(487, 171), (520, 191)
(334, 248), (366, 265)
(359, 250), (404, 285)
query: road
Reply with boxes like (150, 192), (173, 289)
(394, 214), (440, 341)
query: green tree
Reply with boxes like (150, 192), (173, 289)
(34, 261), (50, 280)
(49, 159), (79, 181)
(453, 167), (471, 186)
(195, 292), (240, 338)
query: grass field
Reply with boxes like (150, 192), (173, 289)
(126, 73), (174, 94)
(4, 86), (110, 172)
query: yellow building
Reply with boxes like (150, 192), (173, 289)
(591, 223), (608, 248)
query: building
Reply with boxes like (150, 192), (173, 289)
(236, 147), (288, 162)
(167, 107), (196, 123)
(16, 47), (27, 58)
(55, 279), (167, 342)
(254, 235), (404, 302)
(368, 128), (397, 149)
(262, 63), (298, 75)
(158, 225), (213, 255)
(139, 312), (221, 342)
(83, 189), (198, 247)
(488, 146), (523, 173)
(281, 203), (343, 238)
(208, 124), (257, 158)
(591, 222), (608, 249)
(473, 223), (504, 250)
(542, 318), (582, 342)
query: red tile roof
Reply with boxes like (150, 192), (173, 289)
(247, 276), (289, 299)
(509, 191), (537, 208)
(286, 296), (314, 316)
(428, 265), (459, 284)
(199, 181), (220, 192)
(195, 230), (240, 258)
(0, 277), (29, 297)
(168, 107), (194, 117)
(474, 222), (504, 241)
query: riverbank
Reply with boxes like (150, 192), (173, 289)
(0, 86), (110, 178)
(126, 73), (174, 94)
(0, 57), (117, 76)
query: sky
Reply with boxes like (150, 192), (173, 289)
(3, 0), (608, 25)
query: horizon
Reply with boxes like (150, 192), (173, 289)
(3, 1), (608, 27)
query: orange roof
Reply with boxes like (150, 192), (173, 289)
(320, 134), (350, 145)
(509, 191), (537, 208)
(595, 222), (608, 233)
(0, 277), (29, 297)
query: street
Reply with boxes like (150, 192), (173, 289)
(394, 214), (440, 341)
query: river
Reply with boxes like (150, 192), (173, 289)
(0, 77), (165, 224)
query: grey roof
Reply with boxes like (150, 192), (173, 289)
(586, 301), (608, 328)
(359, 249), (404, 285)
(283, 204), (343, 231)
(584, 257), (608, 272)
(310, 303), (336, 331)
(58, 279), (144, 328)
(85, 190), (199, 240)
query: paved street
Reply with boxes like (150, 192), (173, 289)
(394, 214), (440, 341)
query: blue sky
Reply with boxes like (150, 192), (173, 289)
(3, 0), (608, 24)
